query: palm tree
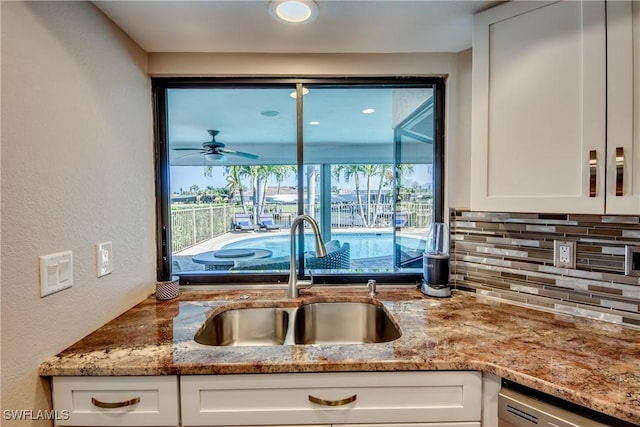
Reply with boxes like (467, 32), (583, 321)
(372, 164), (393, 226)
(395, 163), (416, 203)
(271, 165), (296, 194)
(223, 166), (246, 211)
(333, 164), (366, 226)
(238, 166), (269, 223)
(255, 165), (275, 217)
(361, 164), (382, 226)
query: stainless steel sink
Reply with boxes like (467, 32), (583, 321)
(194, 307), (289, 346)
(293, 302), (401, 344)
(195, 301), (401, 346)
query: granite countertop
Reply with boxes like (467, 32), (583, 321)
(39, 286), (640, 424)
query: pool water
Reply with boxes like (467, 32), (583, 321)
(222, 232), (425, 259)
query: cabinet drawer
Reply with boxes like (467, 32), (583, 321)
(342, 424), (480, 427)
(181, 371), (482, 426)
(52, 376), (179, 426)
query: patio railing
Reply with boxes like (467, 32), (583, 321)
(171, 202), (432, 253)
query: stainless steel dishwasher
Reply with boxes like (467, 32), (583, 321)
(498, 387), (611, 427)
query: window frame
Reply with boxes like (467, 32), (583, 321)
(152, 77), (446, 285)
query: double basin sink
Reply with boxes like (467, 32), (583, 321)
(195, 301), (402, 346)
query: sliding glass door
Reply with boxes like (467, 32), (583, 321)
(302, 85), (437, 272)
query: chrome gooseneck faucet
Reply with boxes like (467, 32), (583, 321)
(287, 214), (327, 298)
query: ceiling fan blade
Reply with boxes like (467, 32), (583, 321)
(172, 147), (203, 151)
(218, 148), (259, 160)
(175, 152), (205, 160)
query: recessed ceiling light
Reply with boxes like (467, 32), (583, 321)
(309, 121), (320, 125)
(269, 1), (318, 24)
(362, 108), (376, 114)
(289, 87), (310, 98)
(260, 110), (280, 117)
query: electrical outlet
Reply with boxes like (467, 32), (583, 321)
(96, 242), (113, 277)
(554, 240), (576, 269)
(625, 245), (640, 277)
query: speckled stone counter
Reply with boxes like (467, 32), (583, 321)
(39, 287), (640, 424)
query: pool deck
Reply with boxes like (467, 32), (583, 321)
(173, 228), (425, 272)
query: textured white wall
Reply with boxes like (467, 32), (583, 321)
(1, 2), (154, 424)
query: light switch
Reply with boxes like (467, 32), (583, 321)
(47, 264), (58, 287)
(40, 251), (73, 297)
(59, 259), (71, 282)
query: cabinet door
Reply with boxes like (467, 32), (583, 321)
(471, 1), (607, 213)
(606, 0), (640, 214)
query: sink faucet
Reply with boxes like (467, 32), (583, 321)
(287, 214), (327, 298)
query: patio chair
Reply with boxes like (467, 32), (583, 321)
(233, 213), (258, 232)
(395, 211), (409, 228)
(307, 241), (350, 270)
(258, 214), (282, 231)
(230, 241), (350, 271)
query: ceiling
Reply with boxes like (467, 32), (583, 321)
(166, 86), (434, 165)
(91, 1), (501, 166)
(92, 1), (501, 54)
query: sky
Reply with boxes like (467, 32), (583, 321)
(170, 164), (432, 194)
(171, 166), (297, 194)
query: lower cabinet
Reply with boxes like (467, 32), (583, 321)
(51, 376), (179, 427)
(181, 371), (482, 426)
(51, 371), (482, 427)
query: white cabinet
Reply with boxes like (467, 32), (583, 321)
(180, 371), (482, 427)
(50, 372), (482, 427)
(51, 376), (179, 427)
(471, 0), (639, 215)
(606, 0), (640, 215)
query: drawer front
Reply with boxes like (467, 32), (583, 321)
(52, 376), (179, 426)
(342, 424), (481, 427)
(181, 371), (482, 426)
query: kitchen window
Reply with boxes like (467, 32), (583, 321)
(153, 78), (445, 284)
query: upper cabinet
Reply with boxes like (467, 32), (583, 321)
(471, 0), (639, 215)
(607, 0), (640, 215)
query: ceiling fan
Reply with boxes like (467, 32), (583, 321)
(172, 130), (259, 163)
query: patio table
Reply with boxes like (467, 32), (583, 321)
(192, 248), (273, 271)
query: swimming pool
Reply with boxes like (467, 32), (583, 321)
(222, 232), (426, 259)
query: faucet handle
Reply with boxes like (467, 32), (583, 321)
(367, 279), (377, 297)
(298, 270), (315, 290)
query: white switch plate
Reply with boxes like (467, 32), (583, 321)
(96, 241), (113, 277)
(40, 251), (73, 297)
(553, 240), (576, 269)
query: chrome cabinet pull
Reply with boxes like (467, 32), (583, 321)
(589, 150), (597, 197)
(91, 396), (140, 409)
(616, 147), (624, 196)
(309, 394), (357, 406)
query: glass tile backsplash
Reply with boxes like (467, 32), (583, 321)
(450, 210), (640, 328)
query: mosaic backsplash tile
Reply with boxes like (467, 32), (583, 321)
(450, 210), (640, 328)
